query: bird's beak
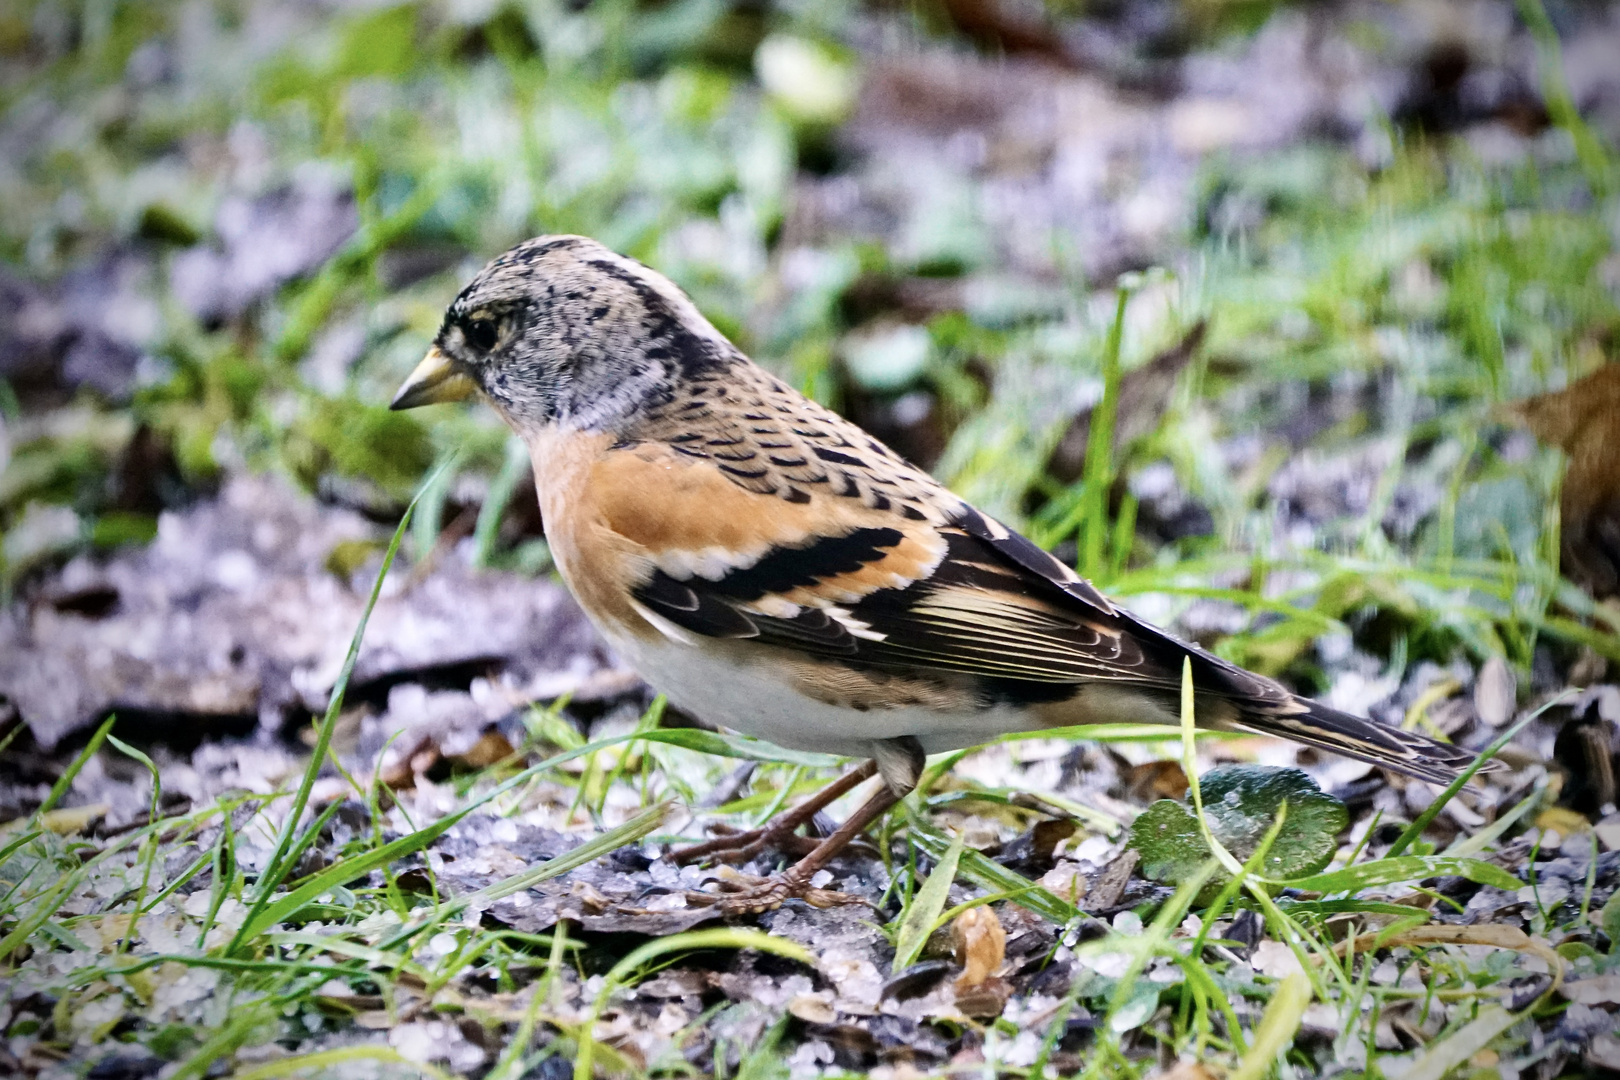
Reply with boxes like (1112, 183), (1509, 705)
(390, 346), (477, 410)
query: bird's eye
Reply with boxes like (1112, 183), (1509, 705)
(465, 319), (498, 353)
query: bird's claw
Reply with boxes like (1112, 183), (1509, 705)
(671, 825), (819, 866)
(685, 868), (868, 915)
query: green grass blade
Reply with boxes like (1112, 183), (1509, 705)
(39, 714), (115, 815)
(232, 793), (655, 949)
(1289, 855), (1520, 894)
(1178, 658), (1246, 878)
(233, 458), (453, 953)
(0, 870), (83, 963)
(1079, 282), (1131, 579)
(905, 806), (1077, 924)
(105, 733), (162, 954)
(1516, 0), (1616, 201)
(473, 436), (531, 568)
(892, 827), (964, 972)
(1444, 779), (1546, 857)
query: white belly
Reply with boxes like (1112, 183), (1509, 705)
(602, 629), (1043, 758)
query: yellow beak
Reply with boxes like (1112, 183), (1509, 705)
(390, 346), (477, 410)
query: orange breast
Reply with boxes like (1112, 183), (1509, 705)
(526, 429), (660, 640)
(526, 426), (950, 640)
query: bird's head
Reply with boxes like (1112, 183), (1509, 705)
(390, 234), (737, 435)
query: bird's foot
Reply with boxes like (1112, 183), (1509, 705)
(670, 821), (823, 866)
(671, 761), (880, 867)
(685, 866), (867, 915)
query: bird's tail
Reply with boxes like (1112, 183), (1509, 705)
(1112, 607), (1500, 787)
(1229, 695), (1496, 787)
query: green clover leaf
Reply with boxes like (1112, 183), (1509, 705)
(1129, 765), (1349, 898)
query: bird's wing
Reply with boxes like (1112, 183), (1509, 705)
(587, 431), (1213, 696)
(620, 492), (1485, 783)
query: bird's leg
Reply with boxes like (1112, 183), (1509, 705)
(671, 760), (879, 865)
(699, 783), (902, 913)
(691, 736), (925, 914)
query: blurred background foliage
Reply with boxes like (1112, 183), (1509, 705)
(2, 0), (1619, 700)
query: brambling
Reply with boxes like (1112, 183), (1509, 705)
(392, 235), (1483, 913)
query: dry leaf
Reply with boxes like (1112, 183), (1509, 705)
(1473, 656), (1516, 728)
(953, 977), (1011, 1018)
(950, 905), (1012, 1017)
(951, 905), (1006, 989)
(1553, 711), (1619, 815)
(787, 994), (837, 1024)
(1505, 363), (1620, 598)
(449, 729), (515, 769)
(1125, 760), (1190, 802)
(38, 803), (108, 835)
(1089, 849), (1140, 911)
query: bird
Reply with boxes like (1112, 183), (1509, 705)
(390, 234), (1486, 913)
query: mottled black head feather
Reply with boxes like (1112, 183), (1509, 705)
(432, 235), (740, 436)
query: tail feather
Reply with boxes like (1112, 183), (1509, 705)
(1231, 697), (1495, 787)
(1113, 606), (1499, 787)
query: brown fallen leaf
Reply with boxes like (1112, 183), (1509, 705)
(951, 904), (1010, 1018)
(378, 734), (440, 791)
(1088, 848), (1141, 911)
(1124, 760), (1189, 803)
(448, 729), (516, 769)
(787, 993), (837, 1025)
(953, 977), (1012, 1019)
(997, 816), (1078, 875)
(952, 905), (1006, 989)
(1553, 707), (1619, 816)
(1504, 362), (1620, 598)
